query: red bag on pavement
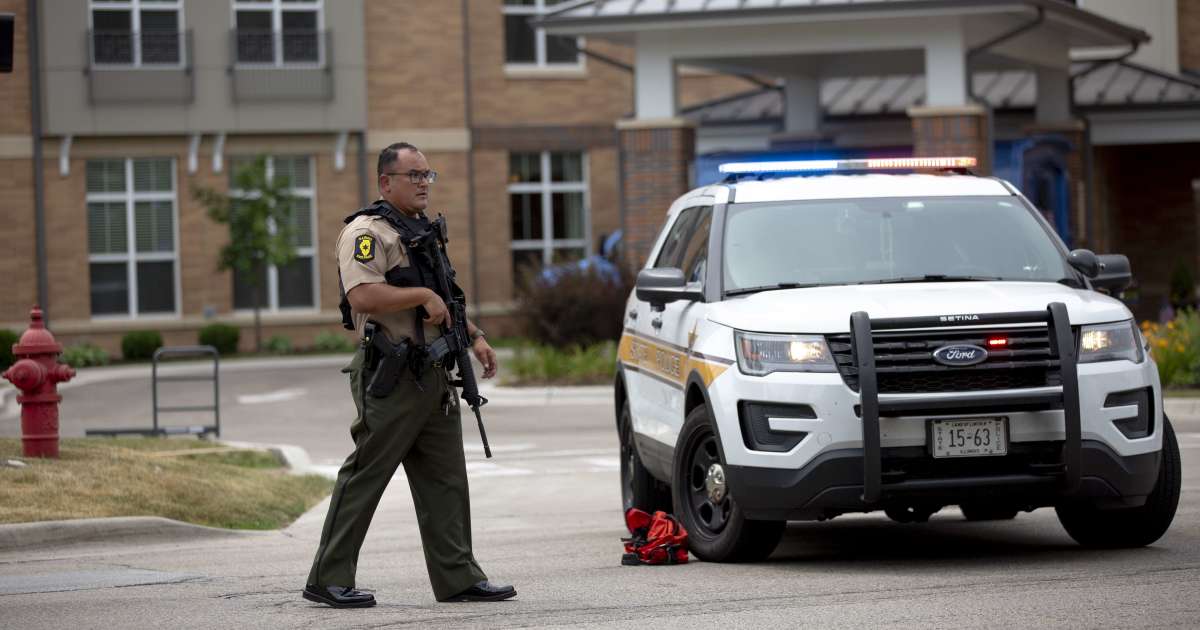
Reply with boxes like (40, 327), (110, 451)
(622, 508), (689, 565)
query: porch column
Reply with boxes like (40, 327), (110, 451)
(619, 34), (694, 268)
(910, 23), (992, 173)
(772, 74), (824, 148)
(1028, 65), (1088, 248)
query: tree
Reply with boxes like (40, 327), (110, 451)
(192, 156), (297, 353)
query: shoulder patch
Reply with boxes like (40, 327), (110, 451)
(354, 234), (376, 262)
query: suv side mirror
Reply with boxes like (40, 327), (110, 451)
(636, 268), (702, 310)
(1067, 249), (1100, 277)
(1092, 254), (1133, 295)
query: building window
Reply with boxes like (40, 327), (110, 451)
(86, 158), (179, 317)
(89, 0), (183, 67)
(228, 156), (318, 311)
(503, 0), (581, 69)
(233, 0), (323, 67)
(509, 151), (589, 278)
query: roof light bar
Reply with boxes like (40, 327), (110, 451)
(717, 156), (977, 175)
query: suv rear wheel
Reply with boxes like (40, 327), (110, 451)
(672, 406), (784, 562)
(619, 400), (671, 519)
(1055, 416), (1181, 548)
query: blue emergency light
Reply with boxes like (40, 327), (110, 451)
(717, 156), (977, 175)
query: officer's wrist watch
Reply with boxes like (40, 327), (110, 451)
(470, 329), (487, 343)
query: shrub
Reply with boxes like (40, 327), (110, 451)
(505, 341), (616, 386)
(61, 343), (111, 368)
(1142, 312), (1200, 388)
(313, 330), (355, 353)
(0, 329), (17, 372)
(265, 334), (293, 355)
(516, 265), (631, 348)
(120, 330), (163, 361)
(198, 323), (240, 355)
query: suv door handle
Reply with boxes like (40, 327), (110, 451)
(628, 309), (638, 321)
(651, 317), (663, 330)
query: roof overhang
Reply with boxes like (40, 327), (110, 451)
(540, 0), (1149, 49)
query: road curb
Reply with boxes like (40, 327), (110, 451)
(0, 516), (261, 552)
(1164, 397), (1200, 418)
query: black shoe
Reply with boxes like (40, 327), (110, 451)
(444, 580), (517, 602)
(302, 584), (377, 608)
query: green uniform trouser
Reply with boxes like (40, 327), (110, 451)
(307, 347), (487, 600)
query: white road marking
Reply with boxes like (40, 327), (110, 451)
(466, 461), (533, 477)
(236, 388), (306, 405)
(463, 442), (536, 454)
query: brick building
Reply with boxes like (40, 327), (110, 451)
(0, 0), (756, 352)
(1, 0), (1197, 353)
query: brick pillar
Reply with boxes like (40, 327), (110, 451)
(908, 105), (991, 174)
(617, 120), (696, 268)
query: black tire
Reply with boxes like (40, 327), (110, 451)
(1055, 416), (1182, 548)
(959, 504), (1019, 521)
(672, 406), (784, 562)
(619, 400), (671, 520)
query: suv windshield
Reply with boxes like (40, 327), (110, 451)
(723, 196), (1075, 293)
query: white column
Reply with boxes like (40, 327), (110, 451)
(783, 75), (821, 135)
(924, 22), (969, 107)
(1035, 66), (1073, 126)
(634, 35), (677, 121)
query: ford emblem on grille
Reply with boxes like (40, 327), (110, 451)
(932, 344), (988, 366)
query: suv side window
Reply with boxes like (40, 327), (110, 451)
(679, 207), (712, 284)
(654, 207), (700, 269)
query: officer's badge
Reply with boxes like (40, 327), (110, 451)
(354, 235), (375, 262)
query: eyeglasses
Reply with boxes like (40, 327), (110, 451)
(384, 170), (438, 184)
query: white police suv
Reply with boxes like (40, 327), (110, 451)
(616, 157), (1180, 562)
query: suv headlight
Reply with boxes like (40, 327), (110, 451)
(735, 331), (836, 376)
(1079, 320), (1143, 364)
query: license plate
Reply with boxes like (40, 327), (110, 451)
(930, 417), (1007, 458)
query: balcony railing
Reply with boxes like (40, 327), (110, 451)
(90, 29), (187, 67)
(233, 29), (326, 68)
(229, 29), (333, 102)
(86, 29), (193, 104)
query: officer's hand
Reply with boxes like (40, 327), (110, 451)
(422, 290), (449, 326)
(473, 338), (498, 379)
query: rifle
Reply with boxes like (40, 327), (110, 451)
(405, 214), (492, 458)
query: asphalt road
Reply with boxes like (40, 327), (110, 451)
(2, 362), (1199, 628)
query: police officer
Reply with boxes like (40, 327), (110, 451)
(303, 142), (513, 608)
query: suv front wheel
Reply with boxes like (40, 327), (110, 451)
(1055, 416), (1181, 548)
(672, 406), (784, 562)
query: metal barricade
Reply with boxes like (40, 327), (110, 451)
(86, 345), (220, 438)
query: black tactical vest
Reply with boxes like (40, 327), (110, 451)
(338, 200), (459, 332)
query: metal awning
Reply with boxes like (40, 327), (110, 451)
(542, 0), (1149, 48)
(683, 60), (1200, 123)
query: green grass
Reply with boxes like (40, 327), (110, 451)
(1163, 388), (1200, 398)
(0, 438), (332, 530)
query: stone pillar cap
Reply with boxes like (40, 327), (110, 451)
(616, 117), (695, 130)
(907, 104), (988, 118)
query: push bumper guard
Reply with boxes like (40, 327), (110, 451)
(851, 303), (1080, 504)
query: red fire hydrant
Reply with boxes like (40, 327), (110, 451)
(3, 306), (75, 458)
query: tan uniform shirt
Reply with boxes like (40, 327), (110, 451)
(337, 214), (441, 344)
